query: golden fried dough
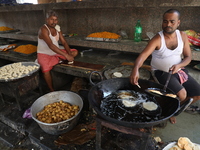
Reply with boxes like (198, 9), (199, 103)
(177, 137), (193, 150)
(168, 137), (200, 150)
(165, 93), (177, 98)
(148, 89), (163, 95)
(169, 145), (182, 150)
(193, 144), (200, 150)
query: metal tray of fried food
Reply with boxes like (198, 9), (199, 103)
(9, 48), (37, 56)
(85, 37), (121, 42)
(0, 29), (20, 34)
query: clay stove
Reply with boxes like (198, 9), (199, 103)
(96, 116), (157, 150)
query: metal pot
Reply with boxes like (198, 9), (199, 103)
(0, 62), (40, 111)
(88, 78), (180, 128)
(0, 62), (40, 82)
(31, 91), (83, 135)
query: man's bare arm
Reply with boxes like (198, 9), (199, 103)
(39, 26), (73, 61)
(130, 34), (160, 85)
(59, 31), (72, 55)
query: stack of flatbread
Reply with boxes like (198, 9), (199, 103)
(170, 137), (200, 150)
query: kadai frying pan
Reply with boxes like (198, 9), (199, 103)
(88, 78), (181, 128)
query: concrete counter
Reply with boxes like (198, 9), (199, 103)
(1, 33), (200, 61)
(0, 45), (200, 85)
(0, 47), (139, 78)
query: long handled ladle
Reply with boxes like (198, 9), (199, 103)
(145, 70), (173, 97)
(163, 70), (172, 92)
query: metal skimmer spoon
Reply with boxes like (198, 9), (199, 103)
(163, 70), (172, 92)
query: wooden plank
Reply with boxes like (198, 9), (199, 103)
(121, 62), (151, 72)
(60, 60), (105, 71)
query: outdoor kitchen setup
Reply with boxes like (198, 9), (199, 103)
(0, 0), (200, 149)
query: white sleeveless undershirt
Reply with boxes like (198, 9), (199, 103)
(37, 24), (59, 55)
(151, 30), (183, 72)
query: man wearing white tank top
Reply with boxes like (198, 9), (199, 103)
(130, 9), (200, 124)
(37, 10), (78, 92)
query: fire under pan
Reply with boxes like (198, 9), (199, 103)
(96, 116), (156, 150)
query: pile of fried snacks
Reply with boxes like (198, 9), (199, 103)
(14, 44), (37, 54)
(169, 137), (200, 150)
(36, 100), (80, 123)
(87, 31), (120, 39)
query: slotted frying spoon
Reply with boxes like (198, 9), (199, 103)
(163, 70), (172, 92)
(145, 70), (173, 96)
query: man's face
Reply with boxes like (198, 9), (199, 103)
(46, 16), (58, 28)
(162, 12), (180, 34)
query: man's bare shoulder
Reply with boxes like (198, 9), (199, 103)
(40, 25), (48, 32)
(39, 25), (49, 35)
(38, 25), (49, 39)
(151, 33), (160, 40)
(179, 30), (188, 41)
(147, 33), (161, 50)
(179, 30), (187, 36)
(148, 33), (161, 44)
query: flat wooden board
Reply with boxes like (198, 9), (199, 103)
(60, 60), (105, 71)
(121, 62), (151, 71)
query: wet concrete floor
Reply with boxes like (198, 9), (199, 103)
(153, 105), (200, 146)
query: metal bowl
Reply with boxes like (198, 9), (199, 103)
(31, 91), (83, 135)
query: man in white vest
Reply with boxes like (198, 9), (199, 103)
(130, 9), (200, 124)
(37, 10), (78, 92)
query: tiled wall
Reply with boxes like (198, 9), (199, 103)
(0, 1), (200, 39)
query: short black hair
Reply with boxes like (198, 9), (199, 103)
(46, 10), (58, 19)
(163, 9), (180, 19)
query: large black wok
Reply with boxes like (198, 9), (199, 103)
(88, 78), (180, 128)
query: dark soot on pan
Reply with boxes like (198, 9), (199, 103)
(100, 90), (162, 122)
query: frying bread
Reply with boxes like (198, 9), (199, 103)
(142, 101), (158, 111)
(122, 100), (137, 107)
(165, 93), (177, 98)
(148, 89), (163, 95)
(119, 95), (134, 99)
(113, 72), (122, 77)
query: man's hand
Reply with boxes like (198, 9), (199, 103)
(170, 64), (181, 74)
(130, 69), (139, 85)
(64, 53), (74, 62)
